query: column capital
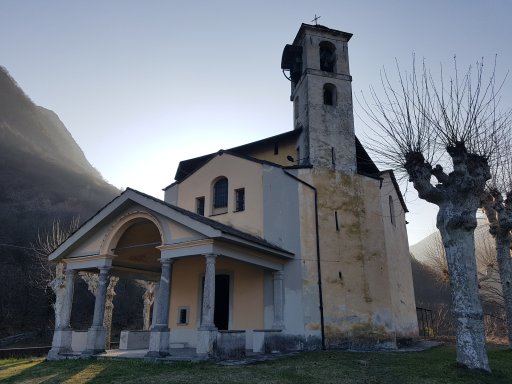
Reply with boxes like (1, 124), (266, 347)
(98, 266), (110, 274)
(160, 258), (174, 266)
(204, 254), (217, 263)
(64, 268), (75, 277)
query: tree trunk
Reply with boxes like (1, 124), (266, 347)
(495, 233), (512, 347)
(438, 206), (490, 372)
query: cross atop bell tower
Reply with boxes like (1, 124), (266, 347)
(281, 24), (356, 173)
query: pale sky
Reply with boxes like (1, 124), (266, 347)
(1, 0), (511, 245)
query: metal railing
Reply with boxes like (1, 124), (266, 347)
(416, 307), (435, 338)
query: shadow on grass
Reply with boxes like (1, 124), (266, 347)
(0, 346), (510, 384)
(0, 358), (107, 384)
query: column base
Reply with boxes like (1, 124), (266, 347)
(196, 327), (218, 355)
(145, 329), (170, 357)
(47, 328), (73, 359)
(82, 326), (106, 355)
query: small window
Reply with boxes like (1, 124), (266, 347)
(389, 195), (396, 226)
(213, 177), (228, 209)
(319, 41), (336, 72)
(196, 197), (205, 216)
(177, 306), (189, 325)
(274, 142), (279, 155)
(323, 83), (337, 106)
(294, 97), (299, 119)
(235, 188), (245, 212)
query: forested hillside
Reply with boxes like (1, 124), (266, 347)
(0, 66), (119, 336)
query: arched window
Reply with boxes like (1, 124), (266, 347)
(389, 195), (396, 226)
(323, 83), (337, 106)
(319, 41), (336, 72)
(213, 177), (228, 209)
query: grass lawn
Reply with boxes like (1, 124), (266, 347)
(0, 346), (511, 384)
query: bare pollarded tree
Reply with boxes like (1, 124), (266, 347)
(361, 57), (511, 372)
(480, 141), (512, 348)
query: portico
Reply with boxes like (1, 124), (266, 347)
(47, 189), (292, 360)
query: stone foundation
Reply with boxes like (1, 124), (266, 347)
(71, 331), (88, 352)
(215, 330), (245, 359)
(146, 329), (170, 357)
(47, 329), (73, 360)
(120, 331), (150, 350)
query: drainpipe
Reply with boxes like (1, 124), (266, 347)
(283, 170), (325, 350)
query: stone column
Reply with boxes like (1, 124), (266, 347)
(83, 266), (110, 355)
(146, 259), (173, 357)
(197, 254), (218, 355)
(272, 271), (284, 330)
(150, 282), (160, 329)
(48, 267), (75, 359)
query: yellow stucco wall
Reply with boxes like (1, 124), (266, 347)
(243, 135), (299, 166)
(380, 173), (418, 337)
(297, 168), (414, 345)
(168, 256), (264, 331)
(175, 154), (264, 237)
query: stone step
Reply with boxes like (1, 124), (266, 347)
(169, 342), (186, 349)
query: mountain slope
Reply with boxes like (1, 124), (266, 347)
(0, 66), (120, 335)
(0, 66), (103, 179)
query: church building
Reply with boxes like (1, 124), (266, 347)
(48, 23), (418, 359)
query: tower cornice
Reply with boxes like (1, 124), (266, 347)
(293, 23), (353, 46)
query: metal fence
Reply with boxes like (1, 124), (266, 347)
(416, 307), (435, 338)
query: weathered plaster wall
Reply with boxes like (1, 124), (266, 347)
(305, 74), (356, 173)
(298, 168), (404, 348)
(291, 27), (355, 173)
(379, 173), (419, 337)
(172, 153), (264, 237)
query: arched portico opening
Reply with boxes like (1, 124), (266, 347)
(102, 213), (164, 349)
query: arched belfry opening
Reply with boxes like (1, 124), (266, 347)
(319, 41), (336, 72)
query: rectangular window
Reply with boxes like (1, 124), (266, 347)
(235, 188), (245, 212)
(196, 197), (205, 216)
(177, 306), (189, 325)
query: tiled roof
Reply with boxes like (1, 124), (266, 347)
(170, 129), (381, 186)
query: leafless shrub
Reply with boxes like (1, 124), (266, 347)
(30, 217), (80, 290)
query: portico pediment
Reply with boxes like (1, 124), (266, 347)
(49, 189), (293, 275)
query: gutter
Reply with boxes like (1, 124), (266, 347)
(283, 170), (325, 350)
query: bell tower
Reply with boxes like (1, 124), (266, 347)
(281, 24), (356, 173)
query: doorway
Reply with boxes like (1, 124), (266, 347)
(214, 274), (230, 330)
